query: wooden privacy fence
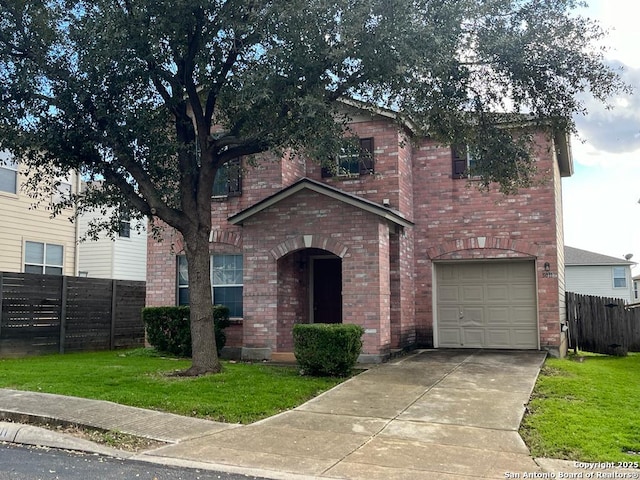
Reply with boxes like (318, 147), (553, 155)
(0, 272), (146, 357)
(566, 291), (640, 355)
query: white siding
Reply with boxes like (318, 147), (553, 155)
(553, 146), (567, 328)
(77, 210), (115, 278)
(565, 265), (634, 303)
(112, 218), (147, 281)
(0, 161), (79, 276)
(78, 210), (147, 281)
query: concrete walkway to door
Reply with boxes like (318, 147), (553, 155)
(142, 349), (548, 479)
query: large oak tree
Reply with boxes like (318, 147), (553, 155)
(0, 0), (626, 374)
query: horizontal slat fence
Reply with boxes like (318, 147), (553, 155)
(566, 291), (640, 356)
(0, 272), (145, 357)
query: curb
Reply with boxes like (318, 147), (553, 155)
(0, 421), (132, 458)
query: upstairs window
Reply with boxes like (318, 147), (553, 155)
(322, 137), (375, 178)
(52, 180), (72, 205)
(212, 158), (242, 197)
(613, 267), (627, 288)
(0, 157), (18, 194)
(452, 144), (477, 178)
(119, 209), (131, 238)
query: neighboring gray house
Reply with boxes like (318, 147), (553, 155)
(565, 246), (636, 303)
(633, 274), (640, 303)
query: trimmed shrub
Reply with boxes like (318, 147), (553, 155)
(292, 323), (364, 377)
(142, 305), (231, 357)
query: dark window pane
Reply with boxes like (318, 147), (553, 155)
(178, 287), (190, 306)
(24, 265), (43, 274)
(119, 221), (131, 238)
(44, 266), (63, 276)
(214, 286), (243, 317)
(212, 158), (242, 197)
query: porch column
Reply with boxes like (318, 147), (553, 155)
(241, 253), (278, 360)
(342, 222), (391, 363)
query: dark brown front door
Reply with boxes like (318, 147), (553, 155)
(313, 257), (342, 324)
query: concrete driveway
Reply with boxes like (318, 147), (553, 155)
(145, 349), (547, 479)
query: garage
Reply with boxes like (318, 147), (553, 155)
(435, 261), (538, 349)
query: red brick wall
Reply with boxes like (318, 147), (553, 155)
(240, 189), (392, 357)
(411, 131), (563, 351)
(146, 116), (566, 358)
(305, 118), (411, 216)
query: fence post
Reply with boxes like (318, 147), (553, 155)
(110, 280), (117, 350)
(59, 276), (67, 354)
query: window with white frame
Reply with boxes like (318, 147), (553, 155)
(24, 241), (64, 275)
(613, 266), (627, 288)
(177, 254), (243, 317)
(0, 157), (18, 194)
(321, 138), (374, 178)
(119, 209), (131, 238)
(52, 180), (72, 205)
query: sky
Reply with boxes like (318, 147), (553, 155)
(563, 0), (640, 274)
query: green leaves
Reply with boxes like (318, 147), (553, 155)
(0, 0), (627, 233)
(0, 0), (628, 205)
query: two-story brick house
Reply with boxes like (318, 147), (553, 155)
(146, 106), (573, 361)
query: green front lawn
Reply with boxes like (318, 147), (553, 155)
(0, 348), (342, 424)
(520, 353), (640, 463)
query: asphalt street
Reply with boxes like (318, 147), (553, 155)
(0, 443), (266, 480)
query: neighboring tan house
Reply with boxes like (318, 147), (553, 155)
(0, 151), (80, 276)
(565, 246), (636, 303)
(147, 107), (573, 361)
(77, 209), (147, 281)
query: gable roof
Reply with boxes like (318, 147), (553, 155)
(228, 177), (413, 228)
(565, 246), (635, 266)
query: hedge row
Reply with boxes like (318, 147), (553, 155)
(142, 306), (230, 357)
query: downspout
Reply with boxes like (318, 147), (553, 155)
(74, 171), (81, 276)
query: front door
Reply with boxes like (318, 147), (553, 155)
(312, 257), (342, 323)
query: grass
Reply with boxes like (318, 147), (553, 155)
(0, 348), (343, 424)
(520, 352), (640, 463)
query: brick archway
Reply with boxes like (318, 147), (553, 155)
(427, 236), (540, 260)
(170, 229), (242, 253)
(269, 235), (348, 260)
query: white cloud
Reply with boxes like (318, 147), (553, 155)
(562, 0), (640, 275)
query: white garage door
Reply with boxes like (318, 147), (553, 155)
(436, 261), (538, 349)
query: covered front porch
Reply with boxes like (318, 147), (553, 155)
(227, 178), (415, 363)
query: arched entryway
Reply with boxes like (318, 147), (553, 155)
(276, 248), (342, 352)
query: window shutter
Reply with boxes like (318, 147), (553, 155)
(227, 157), (242, 196)
(451, 144), (467, 178)
(359, 137), (374, 175)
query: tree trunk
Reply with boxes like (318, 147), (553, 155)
(183, 229), (222, 376)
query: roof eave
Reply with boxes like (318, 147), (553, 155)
(228, 178), (414, 229)
(555, 131), (573, 177)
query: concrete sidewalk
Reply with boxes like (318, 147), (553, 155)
(0, 349), (615, 479)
